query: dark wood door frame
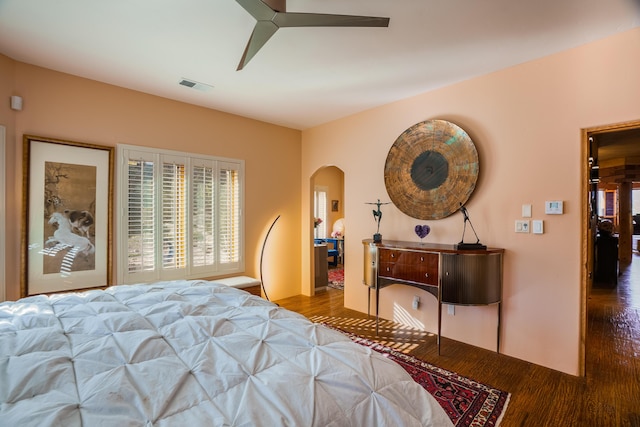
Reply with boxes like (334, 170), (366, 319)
(580, 118), (640, 376)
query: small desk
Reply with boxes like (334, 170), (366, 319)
(363, 239), (504, 354)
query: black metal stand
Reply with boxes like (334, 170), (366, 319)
(456, 205), (487, 250)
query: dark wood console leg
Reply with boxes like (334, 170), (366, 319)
(375, 286), (380, 335)
(497, 301), (501, 353)
(437, 301), (442, 355)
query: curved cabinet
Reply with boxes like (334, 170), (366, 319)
(440, 252), (502, 305)
(363, 239), (504, 354)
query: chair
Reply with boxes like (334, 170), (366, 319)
(326, 239), (340, 266)
(315, 219), (345, 267)
(314, 238), (341, 266)
(595, 232), (618, 287)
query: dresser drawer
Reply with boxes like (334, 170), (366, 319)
(378, 248), (438, 286)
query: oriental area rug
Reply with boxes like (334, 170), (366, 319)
(327, 268), (344, 290)
(328, 326), (511, 427)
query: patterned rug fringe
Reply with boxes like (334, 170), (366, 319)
(323, 324), (511, 427)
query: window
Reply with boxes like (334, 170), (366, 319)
(314, 186), (328, 238)
(118, 145), (243, 284)
(597, 189), (617, 220)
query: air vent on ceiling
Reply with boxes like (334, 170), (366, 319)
(179, 78), (214, 92)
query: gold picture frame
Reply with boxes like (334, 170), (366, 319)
(21, 135), (114, 296)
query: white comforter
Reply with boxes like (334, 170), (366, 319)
(0, 280), (453, 427)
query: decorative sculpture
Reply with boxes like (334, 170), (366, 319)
(366, 199), (391, 243)
(456, 203), (486, 250)
(414, 224), (431, 242)
(384, 120), (479, 220)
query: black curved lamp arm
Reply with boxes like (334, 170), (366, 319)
(260, 215), (280, 302)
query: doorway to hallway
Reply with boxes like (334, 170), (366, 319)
(582, 119), (640, 376)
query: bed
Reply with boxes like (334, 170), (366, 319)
(0, 280), (452, 426)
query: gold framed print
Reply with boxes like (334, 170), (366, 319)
(22, 135), (114, 296)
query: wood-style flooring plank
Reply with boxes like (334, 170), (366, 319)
(276, 251), (640, 426)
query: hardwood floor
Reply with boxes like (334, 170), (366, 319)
(276, 252), (640, 427)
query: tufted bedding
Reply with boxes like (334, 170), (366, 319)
(0, 280), (453, 426)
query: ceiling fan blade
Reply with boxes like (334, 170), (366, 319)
(274, 12), (389, 28)
(237, 20), (279, 70)
(262, 0), (286, 12)
(236, 0), (277, 21)
(234, 0), (390, 70)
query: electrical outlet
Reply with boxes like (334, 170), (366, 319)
(412, 296), (420, 310)
(447, 305), (455, 315)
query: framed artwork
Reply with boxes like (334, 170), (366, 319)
(331, 200), (339, 212)
(22, 135), (114, 296)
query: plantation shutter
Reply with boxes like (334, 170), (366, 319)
(314, 187), (328, 238)
(119, 145), (244, 284)
(127, 153), (156, 274)
(191, 159), (215, 269)
(161, 157), (187, 272)
(219, 162), (240, 267)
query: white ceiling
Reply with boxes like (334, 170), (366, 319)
(1, 0), (639, 130)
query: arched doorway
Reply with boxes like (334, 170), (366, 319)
(311, 166), (345, 295)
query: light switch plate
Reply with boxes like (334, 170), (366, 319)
(532, 220), (544, 234)
(515, 220), (530, 233)
(522, 204), (532, 218)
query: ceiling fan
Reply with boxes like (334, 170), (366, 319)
(235, 0), (390, 70)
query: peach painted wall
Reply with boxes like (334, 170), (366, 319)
(301, 28), (640, 375)
(1, 59), (302, 302)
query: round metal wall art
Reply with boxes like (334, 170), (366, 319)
(384, 119), (479, 220)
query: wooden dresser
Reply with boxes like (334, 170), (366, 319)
(362, 239), (504, 353)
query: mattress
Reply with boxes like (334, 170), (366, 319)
(0, 280), (453, 426)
